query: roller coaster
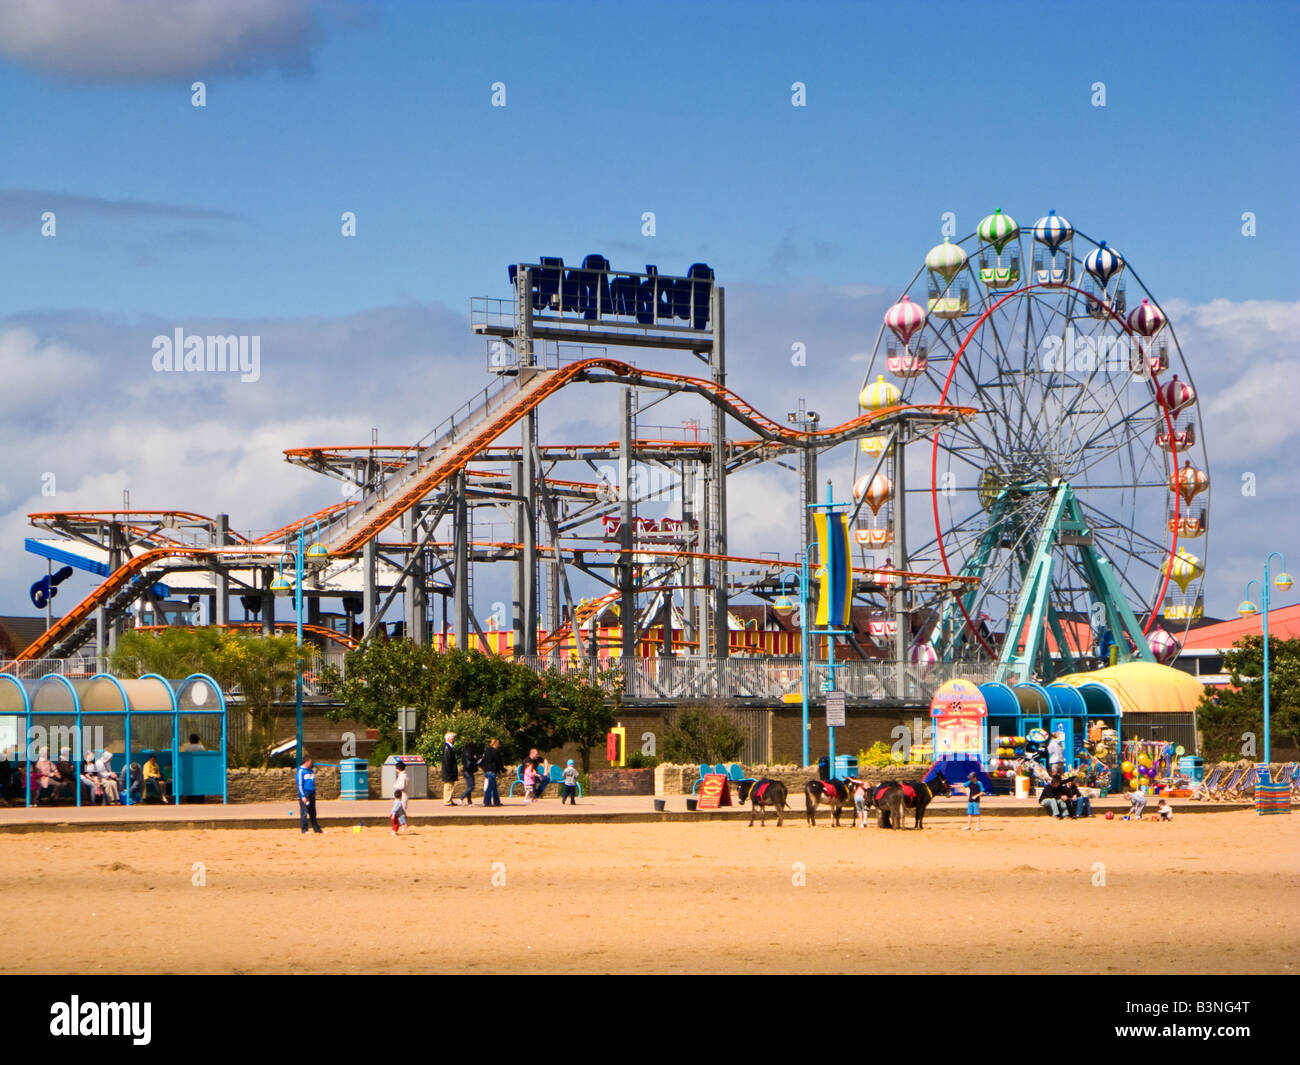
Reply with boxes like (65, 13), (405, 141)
(20, 225), (1193, 704)
(16, 257), (977, 704)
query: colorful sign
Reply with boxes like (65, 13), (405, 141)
(814, 511), (853, 628)
(930, 678), (987, 759)
(696, 773), (733, 809)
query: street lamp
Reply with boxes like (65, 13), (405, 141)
(1238, 552), (1292, 765)
(272, 520), (327, 766)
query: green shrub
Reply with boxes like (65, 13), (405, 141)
(622, 752), (660, 769)
(663, 706), (745, 764)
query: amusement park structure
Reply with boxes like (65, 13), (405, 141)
(14, 218), (1207, 707)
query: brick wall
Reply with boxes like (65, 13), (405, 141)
(225, 765), (340, 802)
(770, 707), (928, 763)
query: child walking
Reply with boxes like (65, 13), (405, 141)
(561, 759), (579, 805)
(522, 761), (538, 803)
(390, 758), (409, 835)
(963, 771), (983, 831)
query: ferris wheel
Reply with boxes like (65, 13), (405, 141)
(851, 209), (1209, 682)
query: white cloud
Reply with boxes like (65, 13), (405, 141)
(0, 0), (327, 83)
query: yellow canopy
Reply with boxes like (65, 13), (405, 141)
(1054, 661), (1203, 715)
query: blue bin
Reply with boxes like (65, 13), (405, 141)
(1179, 756), (1204, 782)
(834, 755), (858, 779)
(340, 757), (368, 800)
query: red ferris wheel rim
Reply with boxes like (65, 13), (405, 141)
(924, 281), (1184, 659)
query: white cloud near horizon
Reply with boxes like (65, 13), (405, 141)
(0, 0), (328, 83)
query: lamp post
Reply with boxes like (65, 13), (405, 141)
(271, 521), (328, 767)
(1238, 552), (1292, 766)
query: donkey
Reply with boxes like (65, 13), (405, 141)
(874, 773), (951, 830)
(739, 778), (789, 827)
(804, 778), (852, 826)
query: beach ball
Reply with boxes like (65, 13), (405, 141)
(1105, 811), (1114, 820)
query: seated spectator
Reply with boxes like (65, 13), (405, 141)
(126, 762), (143, 804)
(0, 747), (14, 804)
(180, 733), (206, 752)
(34, 748), (64, 803)
(80, 753), (104, 804)
(1039, 774), (1069, 819)
(142, 755), (170, 803)
(94, 749), (121, 804)
(56, 749), (78, 801)
(1060, 775), (1092, 819)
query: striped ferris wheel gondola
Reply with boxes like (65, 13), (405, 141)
(1032, 210), (1073, 253)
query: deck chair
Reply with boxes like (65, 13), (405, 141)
(1211, 765), (1246, 799)
(1189, 764), (1226, 800)
(1273, 763), (1299, 792)
(1227, 765), (1259, 798)
(690, 763), (713, 795)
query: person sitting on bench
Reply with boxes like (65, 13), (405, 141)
(142, 755), (170, 803)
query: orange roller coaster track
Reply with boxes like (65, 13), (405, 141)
(18, 357), (974, 662)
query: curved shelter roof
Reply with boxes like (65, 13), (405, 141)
(1054, 662), (1203, 715)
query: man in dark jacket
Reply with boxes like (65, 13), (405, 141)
(457, 741), (479, 805)
(440, 732), (459, 805)
(1039, 774), (1068, 819)
(478, 738), (504, 807)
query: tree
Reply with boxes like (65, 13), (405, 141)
(539, 667), (615, 773)
(109, 627), (304, 765)
(662, 703), (746, 764)
(1196, 635), (1300, 762)
(323, 641), (613, 763)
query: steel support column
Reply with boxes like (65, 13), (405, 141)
(709, 285), (728, 658)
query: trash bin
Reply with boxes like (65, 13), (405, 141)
(382, 754), (428, 799)
(340, 757), (368, 800)
(1178, 756), (1204, 783)
(833, 755), (858, 779)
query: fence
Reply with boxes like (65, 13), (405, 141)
(0, 657), (98, 679)
(10, 654), (993, 704)
(513, 655), (994, 702)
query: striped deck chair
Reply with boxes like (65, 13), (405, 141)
(1189, 764), (1225, 800)
(1274, 763), (1300, 794)
(1210, 764), (1245, 799)
(1226, 765), (1260, 799)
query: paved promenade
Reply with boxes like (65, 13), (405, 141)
(0, 791), (1256, 830)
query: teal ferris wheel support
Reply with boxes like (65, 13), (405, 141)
(997, 481), (1154, 683)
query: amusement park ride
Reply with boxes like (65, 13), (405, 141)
(15, 214), (1207, 706)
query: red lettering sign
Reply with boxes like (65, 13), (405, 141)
(697, 773), (732, 809)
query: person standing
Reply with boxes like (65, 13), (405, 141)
(561, 759), (579, 805)
(390, 758), (409, 834)
(962, 771), (983, 831)
(296, 756), (324, 834)
(440, 732), (459, 805)
(1047, 730), (1066, 775)
(479, 738), (504, 807)
(457, 741), (479, 805)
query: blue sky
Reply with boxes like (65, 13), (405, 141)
(0, 0), (1296, 624)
